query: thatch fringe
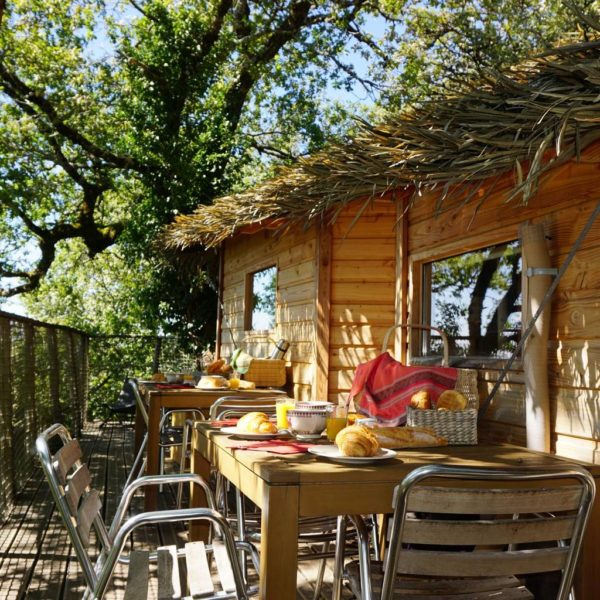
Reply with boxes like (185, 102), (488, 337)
(164, 33), (600, 250)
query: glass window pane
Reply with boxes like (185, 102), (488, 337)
(250, 266), (276, 330)
(422, 241), (522, 363)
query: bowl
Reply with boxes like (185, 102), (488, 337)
(295, 401), (334, 411)
(165, 372), (182, 383)
(287, 408), (328, 440)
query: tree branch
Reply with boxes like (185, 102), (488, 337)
(0, 61), (147, 172)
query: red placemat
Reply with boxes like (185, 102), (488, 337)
(229, 440), (313, 454)
(154, 383), (194, 389)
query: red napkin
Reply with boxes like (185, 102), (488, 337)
(210, 419), (239, 427)
(229, 440), (313, 454)
(348, 352), (458, 426)
(154, 383), (193, 389)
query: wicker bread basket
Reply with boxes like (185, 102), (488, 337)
(243, 358), (286, 388)
(382, 324), (480, 445)
(406, 368), (479, 445)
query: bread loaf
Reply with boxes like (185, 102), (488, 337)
(410, 390), (431, 409)
(436, 389), (467, 410)
(236, 412), (277, 434)
(335, 425), (380, 457)
(371, 426), (447, 449)
(196, 375), (228, 389)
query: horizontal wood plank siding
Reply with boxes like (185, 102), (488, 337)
(221, 227), (318, 399)
(328, 200), (398, 404)
(406, 145), (600, 461)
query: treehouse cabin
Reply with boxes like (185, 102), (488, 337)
(165, 37), (600, 464)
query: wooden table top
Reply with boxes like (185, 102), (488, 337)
(195, 424), (600, 486)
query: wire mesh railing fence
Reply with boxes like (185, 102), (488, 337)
(0, 310), (199, 521)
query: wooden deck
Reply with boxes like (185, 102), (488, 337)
(0, 421), (354, 599)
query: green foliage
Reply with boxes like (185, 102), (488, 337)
(0, 0), (596, 364)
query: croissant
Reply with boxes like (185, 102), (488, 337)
(335, 425), (380, 457)
(236, 412), (277, 434)
(437, 390), (467, 410)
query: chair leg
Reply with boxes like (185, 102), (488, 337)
(235, 487), (249, 579)
(332, 515), (347, 600)
(312, 539), (331, 600)
(348, 515), (373, 600)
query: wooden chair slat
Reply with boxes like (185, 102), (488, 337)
(397, 547), (569, 577)
(64, 464), (92, 514)
(345, 561), (533, 599)
(185, 541), (214, 597)
(407, 485), (582, 514)
(158, 545), (182, 600)
(212, 540), (236, 593)
(76, 489), (102, 547)
(403, 514), (576, 546)
(53, 439), (83, 484)
(123, 550), (150, 600)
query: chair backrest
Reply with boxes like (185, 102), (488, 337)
(36, 424), (111, 592)
(381, 463), (596, 600)
(209, 395), (280, 420)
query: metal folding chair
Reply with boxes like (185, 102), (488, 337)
(36, 423), (259, 599)
(341, 463), (596, 600)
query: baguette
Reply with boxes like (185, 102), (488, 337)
(371, 426), (447, 449)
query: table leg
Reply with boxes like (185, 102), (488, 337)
(189, 437), (211, 542)
(259, 484), (299, 600)
(144, 397), (161, 510)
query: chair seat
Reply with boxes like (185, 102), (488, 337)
(344, 561), (533, 600)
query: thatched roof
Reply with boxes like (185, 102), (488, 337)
(164, 33), (600, 250)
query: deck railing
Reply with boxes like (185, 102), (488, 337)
(0, 311), (198, 521)
(0, 311), (89, 521)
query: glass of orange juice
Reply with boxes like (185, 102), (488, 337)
(276, 398), (296, 430)
(326, 406), (347, 442)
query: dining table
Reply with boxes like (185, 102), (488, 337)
(135, 382), (286, 510)
(190, 422), (600, 600)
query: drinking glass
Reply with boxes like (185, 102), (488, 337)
(276, 398), (296, 430)
(326, 405), (347, 442)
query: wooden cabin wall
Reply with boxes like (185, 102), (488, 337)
(405, 146), (600, 463)
(221, 225), (318, 400)
(327, 199), (398, 404)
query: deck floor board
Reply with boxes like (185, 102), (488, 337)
(0, 421), (356, 599)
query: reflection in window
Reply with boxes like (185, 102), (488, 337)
(421, 241), (521, 363)
(249, 266), (276, 330)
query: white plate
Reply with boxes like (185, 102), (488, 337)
(221, 426), (282, 440)
(308, 445), (397, 464)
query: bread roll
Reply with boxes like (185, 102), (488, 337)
(196, 375), (228, 389)
(335, 425), (380, 457)
(437, 390), (467, 410)
(371, 426), (447, 449)
(410, 390), (431, 409)
(236, 412), (277, 434)
(207, 358), (226, 374)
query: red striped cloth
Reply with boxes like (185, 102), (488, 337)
(348, 352), (458, 426)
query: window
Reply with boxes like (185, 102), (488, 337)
(245, 266), (277, 331)
(420, 241), (522, 365)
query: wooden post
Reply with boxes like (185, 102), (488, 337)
(0, 318), (14, 503)
(314, 222), (332, 401)
(23, 324), (37, 464)
(396, 194), (409, 363)
(152, 336), (162, 373)
(47, 328), (61, 424)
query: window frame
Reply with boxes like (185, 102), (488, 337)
(409, 237), (523, 369)
(243, 263), (278, 333)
